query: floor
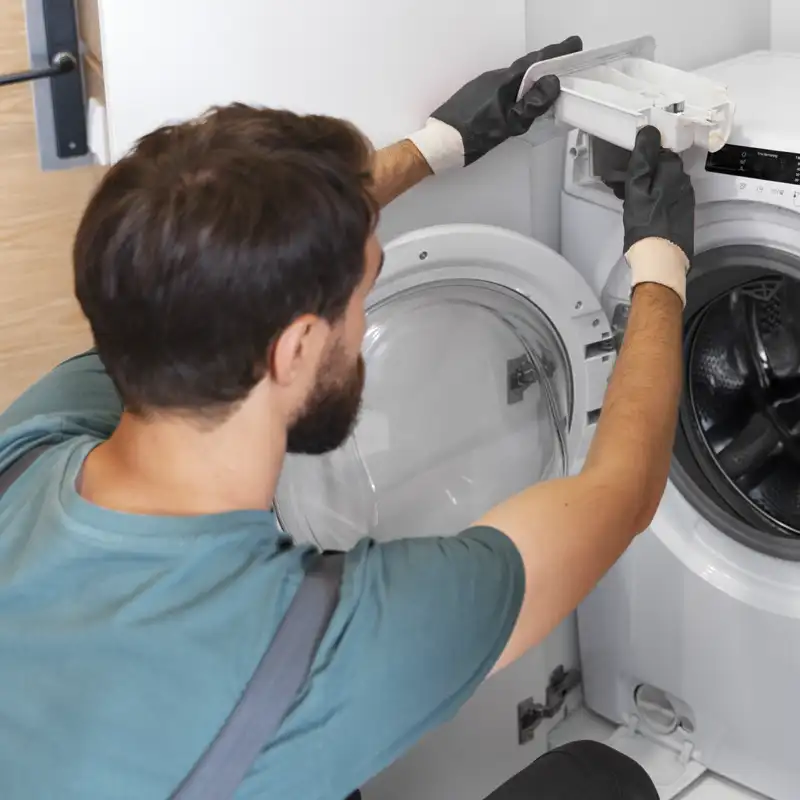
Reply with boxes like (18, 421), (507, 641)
(548, 708), (768, 800)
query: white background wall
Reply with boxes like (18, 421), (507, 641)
(772, 0), (800, 51)
(528, 2), (771, 71)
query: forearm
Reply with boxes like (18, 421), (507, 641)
(482, 283), (681, 670)
(583, 281), (683, 530)
(371, 140), (432, 207)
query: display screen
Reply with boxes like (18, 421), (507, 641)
(706, 144), (800, 186)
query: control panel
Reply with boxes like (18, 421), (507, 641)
(706, 144), (800, 186)
(703, 143), (800, 210)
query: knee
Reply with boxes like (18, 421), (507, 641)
(546, 741), (658, 799)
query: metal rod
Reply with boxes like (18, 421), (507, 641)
(0, 51), (75, 88)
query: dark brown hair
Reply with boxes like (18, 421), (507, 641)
(74, 103), (377, 414)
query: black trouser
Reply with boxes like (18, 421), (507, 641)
(348, 740), (658, 799)
(487, 741), (658, 799)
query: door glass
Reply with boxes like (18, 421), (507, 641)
(274, 279), (572, 551)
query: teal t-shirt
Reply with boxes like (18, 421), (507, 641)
(0, 352), (525, 800)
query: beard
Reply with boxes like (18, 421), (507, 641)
(286, 347), (366, 456)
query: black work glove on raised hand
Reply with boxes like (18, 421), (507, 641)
(604, 126), (696, 307)
(408, 36), (582, 173)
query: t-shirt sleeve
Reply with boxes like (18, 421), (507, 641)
(301, 526), (525, 795)
(0, 350), (121, 439)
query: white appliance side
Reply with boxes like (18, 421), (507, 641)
(377, 139), (542, 245)
(568, 175), (800, 800)
(579, 529), (800, 800)
(771, 0), (800, 52)
(561, 192), (623, 298)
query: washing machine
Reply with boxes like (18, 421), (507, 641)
(562, 51), (800, 800)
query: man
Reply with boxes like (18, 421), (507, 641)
(0, 35), (692, 800)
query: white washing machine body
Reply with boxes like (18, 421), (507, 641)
(563, 51), (800, 800)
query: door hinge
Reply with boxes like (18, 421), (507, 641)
(517, 666), (582, 745)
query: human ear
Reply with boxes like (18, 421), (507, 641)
(270, 315), (328, 388)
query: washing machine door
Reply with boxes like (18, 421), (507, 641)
(275, 224), (613, 550)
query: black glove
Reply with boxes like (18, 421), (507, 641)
(409, 36), (583, 173)
(602, 126), (696, 306)
(602, 126), (695, 261)
(623, 126), (695, 260)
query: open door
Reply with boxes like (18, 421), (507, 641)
(275, 223), (614, 551)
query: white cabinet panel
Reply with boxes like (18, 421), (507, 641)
(99, 0), (526, 160)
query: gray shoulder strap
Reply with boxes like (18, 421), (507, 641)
(170, 551), (345, 800)
(0, 444), (52, 500)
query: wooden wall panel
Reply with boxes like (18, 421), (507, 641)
(0, 0), (105, 411)
(76, 0), (101, 61)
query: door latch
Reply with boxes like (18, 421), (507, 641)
(507, 354), (556, 405)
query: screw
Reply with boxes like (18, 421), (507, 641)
(419, 251), (428, 261)
(575, 301), (583, 310)
(592, 319), (600, 327)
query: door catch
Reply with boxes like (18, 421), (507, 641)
(507, 354), (555, 405)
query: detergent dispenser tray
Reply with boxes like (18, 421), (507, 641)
(519, 36), (734, 153)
